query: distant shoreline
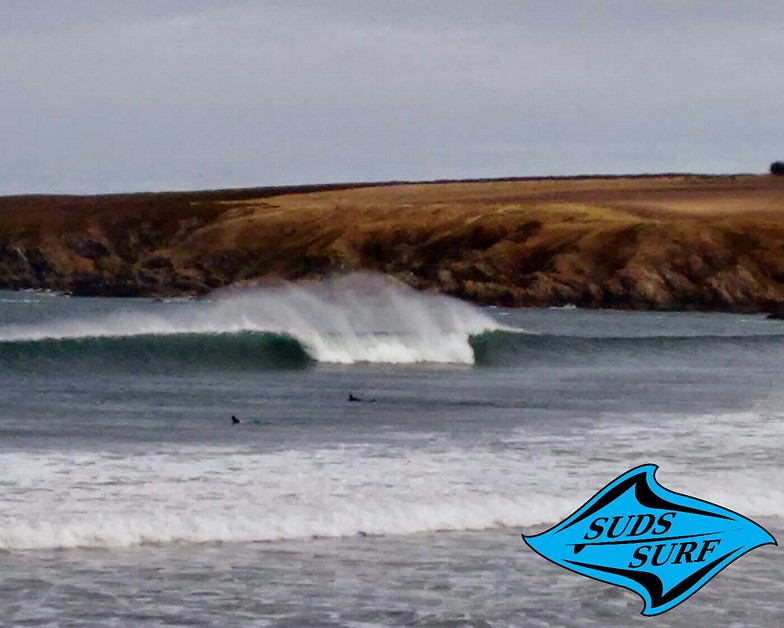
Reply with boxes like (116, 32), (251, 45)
(0, 172), (758, 200)
(2, 173), (784, 313)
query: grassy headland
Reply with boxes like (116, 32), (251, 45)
(2, 175), (784, 311)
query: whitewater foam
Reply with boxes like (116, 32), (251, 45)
(0, 444), (572, 551)
(2, 407), (782, 551)
(0, 274), (501, 364)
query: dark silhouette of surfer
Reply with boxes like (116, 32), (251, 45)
(348, 393), (376, 403)
(231, 415), (264, 425)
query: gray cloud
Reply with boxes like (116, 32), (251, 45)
(1, 0), (782, 193)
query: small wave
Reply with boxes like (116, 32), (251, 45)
(0, 496), (558, 551)
(470, 330), (784, 366)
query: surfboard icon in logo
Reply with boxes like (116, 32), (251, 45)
(522, 464), (776, 616)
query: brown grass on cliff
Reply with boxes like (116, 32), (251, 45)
(1, 175), (784, 310)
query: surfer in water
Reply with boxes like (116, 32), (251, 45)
(231, 415), (241, 425)
(348, 393), (376, 403)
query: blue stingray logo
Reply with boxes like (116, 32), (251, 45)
(522, 464), (776, 616)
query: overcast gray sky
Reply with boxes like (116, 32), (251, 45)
(1, 0), (782, 194)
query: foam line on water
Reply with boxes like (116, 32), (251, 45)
(0, 445), (573, 550)
(1, 410), (782, 552)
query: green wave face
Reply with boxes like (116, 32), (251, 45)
(0, 332), (314, 373)
(5, 329), (784, 373)
(469, 330), (784, 367)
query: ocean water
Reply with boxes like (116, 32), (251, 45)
(0, 274), (781, 627)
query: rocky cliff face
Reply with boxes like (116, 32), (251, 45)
(2, 175), (784, 312)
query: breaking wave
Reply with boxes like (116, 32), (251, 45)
(0, 274), (502, 368)
(4, 274), (783, 371)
